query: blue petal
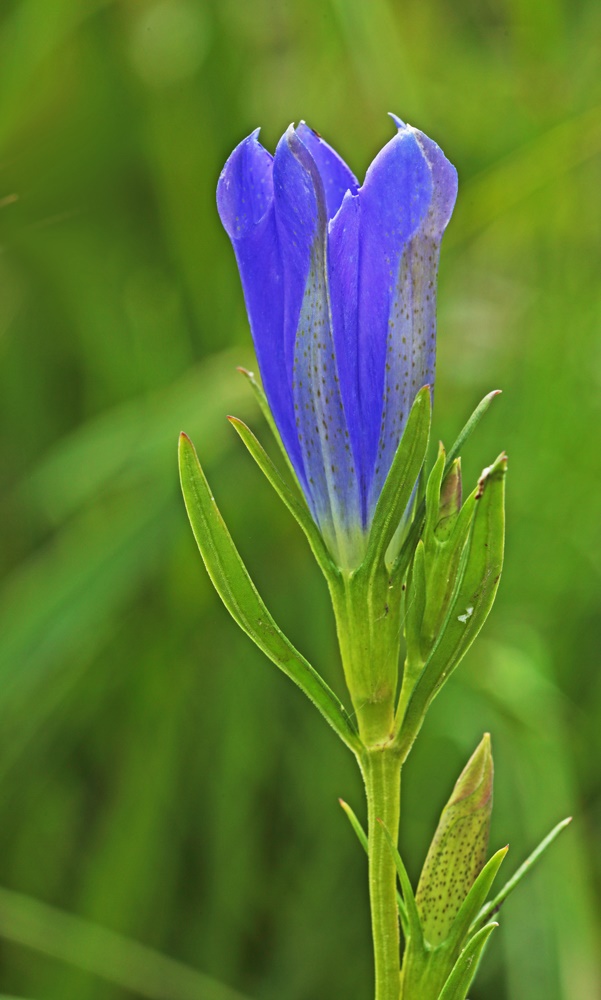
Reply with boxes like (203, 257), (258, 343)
(353, 125), (434, 508)
(328, 189), (363, 506)
(410, 126), (458, 236)
(296, 121), (359, 220)
(273, 127), (363, 562)
(367, 121), (458, 513)
(217, 128), (274, 237)
(216, 131), (305, 481)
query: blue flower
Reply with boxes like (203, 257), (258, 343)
(217, 116), (457, 569)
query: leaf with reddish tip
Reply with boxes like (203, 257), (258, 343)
(178, 432), (362, 755)
(416, 735), (494, 946)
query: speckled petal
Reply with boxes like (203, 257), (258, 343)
(354, 124), (433, 507)
(217, 117), (458, 565)
(273, 127), (363, 562)
(365, 120), (458, 516)
(327, 190), (363, 510)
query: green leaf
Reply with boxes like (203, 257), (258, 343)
(236, 366), (299, 482)
(227, 416), (337, 580)
(396, 453), (506, 759)
(437, 922), (498, 1000)
(178, 433), (362, 756)
(378, 819), (425, 952)
(363, 386), (431, 571)
(339, 800), (408, 936)
(473, 816), (572, 931)
(392, 389), (501, 581)
(442, 846), (507, 960)
(445, 390), (502, 470)
(339, 798), (369, 853)
(416, 735), (494, 946)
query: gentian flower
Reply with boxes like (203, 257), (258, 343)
(217, 116), (457, 569)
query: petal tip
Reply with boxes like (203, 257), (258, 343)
(217, 129), (274, 239)
(388, 111), (407, 130)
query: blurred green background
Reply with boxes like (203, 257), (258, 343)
(0, 0), (600, 997)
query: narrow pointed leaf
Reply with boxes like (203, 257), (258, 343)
(339, 798), (369, 853)
(472, 816), (572, 931)
(228, 416), (337, 579)
(364, 386), (431, 570)
(443, 846), (507, 959)
(237, 366), (299, 482)
(437, 922), (498, 1000)
(397, 453), (506, 758)
(445, 390), (501, 470)
(392, 390), (501, 580)
(339, 800), (408, 935)
(378, 819), (425, 951)
(178, 433), (362, 755)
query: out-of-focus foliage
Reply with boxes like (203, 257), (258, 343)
(0, 0), (599, 997)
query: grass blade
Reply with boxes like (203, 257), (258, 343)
(0, 885), (250, 1000)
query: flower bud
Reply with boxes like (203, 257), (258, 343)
(415, 734), (493, 945)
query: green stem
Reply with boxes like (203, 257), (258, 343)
(362, 748), (403, 1000)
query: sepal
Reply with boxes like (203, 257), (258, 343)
(392, 389), (501, 582)
(364, 385), (431, 571)
(396, 452), (506, 758)
(178, 432), (362, 755)
(327, 387), (431, 743)
(404, 540), (427, 672)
